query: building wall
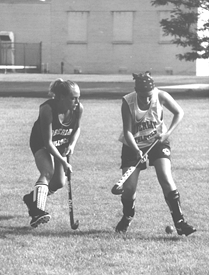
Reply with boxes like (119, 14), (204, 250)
(0, 0), (196, 75)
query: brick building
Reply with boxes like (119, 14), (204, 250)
(0, 0), (204, 75)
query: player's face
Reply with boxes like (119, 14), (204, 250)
(136, 89), (153, 107)
(64, 85), (80, 111)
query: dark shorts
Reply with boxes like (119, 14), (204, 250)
(30, 132), (67, 156)
(121, 140), (171, 170)
(30, 126), (45, 155)
(30, 129), (69, 156)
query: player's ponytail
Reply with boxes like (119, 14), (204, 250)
(48, 78), (64, 98)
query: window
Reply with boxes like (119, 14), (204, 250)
(67, 11), (89, 43)
(112, 11), (133, 43)
(158, 11), (173, 43)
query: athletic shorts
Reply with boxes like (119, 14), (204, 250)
(30, 127), (69, 156)
(29, 124), (44, 155)
(121, 140), (171, 170)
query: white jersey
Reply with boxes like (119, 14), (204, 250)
(119, 88), (167, 148)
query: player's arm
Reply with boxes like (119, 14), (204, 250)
(158, 91), (184, 141)
(39, 104), (70, 172)
(66, 103), (84, 155)
(122, 99), (143, 158)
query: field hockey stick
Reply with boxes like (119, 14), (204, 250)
(111, 139), (159, 195)
(66, 154), (79, 230)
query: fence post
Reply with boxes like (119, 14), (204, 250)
(61, 61), (64, 74)
(23, 43), (26, 73)
(39, 42), (42, 73)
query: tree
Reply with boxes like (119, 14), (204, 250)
(151, 0), (209, 61)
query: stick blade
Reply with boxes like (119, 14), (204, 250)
(111, 184), (124, 195)
(71, 220), (79, 230)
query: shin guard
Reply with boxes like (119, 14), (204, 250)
(121, 197), (135, 219)
(33, 184), (48, 211)
(165, 190), (184, 226)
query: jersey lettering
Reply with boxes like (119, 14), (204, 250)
(135, 120), (157, 132)
(52, 128), (73, 137)
(53, 138), (69, 147)
(135, 129), (157, 143)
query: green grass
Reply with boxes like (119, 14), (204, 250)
(0, 96), (209, 275)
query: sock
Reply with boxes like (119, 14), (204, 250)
(121, 197), (135, 219)
(165, 190), (184, 226)
(33, 183), (48, 211)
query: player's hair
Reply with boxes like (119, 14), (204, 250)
(49, 78), (78, 99)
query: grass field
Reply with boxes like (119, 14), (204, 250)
(0, 95), (209, 275)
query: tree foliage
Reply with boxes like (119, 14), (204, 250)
(151, 0), (209, 61)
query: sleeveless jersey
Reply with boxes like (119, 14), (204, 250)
(31, 99), (80, 154)
(119, 88), (167, 148)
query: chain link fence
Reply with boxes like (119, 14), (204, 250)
(0, 42), (42, 73)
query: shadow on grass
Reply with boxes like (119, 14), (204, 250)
(0, 226), (112, 239)
(0, 224), (187, 242)
(0, 215), (16, 221)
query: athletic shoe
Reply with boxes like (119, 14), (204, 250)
(30, 209), (51, 228)
(115, 215), (132, 233)
(176, 220), (196, 236)
(23, 192), (35, 216)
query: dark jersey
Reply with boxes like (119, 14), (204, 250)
(30, 99), (80, 155)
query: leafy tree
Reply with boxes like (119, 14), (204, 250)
(151, 0), (209, 61)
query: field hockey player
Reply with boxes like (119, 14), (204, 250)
(23, 78), (83, 228)
(114, 71), (196, 236)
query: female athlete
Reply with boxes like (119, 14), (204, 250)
(114, 72), (196, 236)
(23, 78), (83, 228)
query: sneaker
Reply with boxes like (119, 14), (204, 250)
(115, 215), (132, 233)
(23, 192), (35, 216)
(30, 209), (51, 228)
(176, 220), (196, 236)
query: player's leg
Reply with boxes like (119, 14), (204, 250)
(116, 144), (147, 233)
(154, 157), (196, 236)
(23, 148), (53, 227)
(115, 168), (140, 233)
(48, 156), (66, 194)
